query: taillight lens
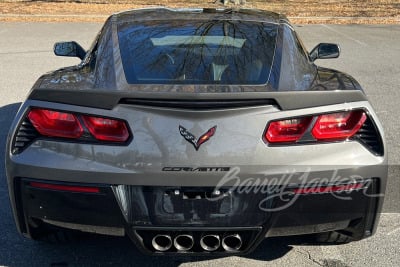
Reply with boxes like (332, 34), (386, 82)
(312, 110), (367, 140)
(82, 116), (129, 142)
(28, 108), (83, 139)
(27, 108), (130, 143)
(264, 110), (367, 144)
(265, 117), (313, 143)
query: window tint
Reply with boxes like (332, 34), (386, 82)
(117, 20), (278, 85)
(278, 24), (316, 90)
(94, 21), (116, 88)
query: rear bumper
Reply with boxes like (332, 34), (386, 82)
(13, 177), (383, 255)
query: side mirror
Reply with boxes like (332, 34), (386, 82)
(54, 41), (86, 60)
(309, 43), (340, 62)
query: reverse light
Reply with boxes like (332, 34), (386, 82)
(265, 117), (313, 143)
(28, 108), (83, 139)
(312, 110), (367, 140)
(82, 116), (129, 142)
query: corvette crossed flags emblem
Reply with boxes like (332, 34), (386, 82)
(179, 125), (217, 151)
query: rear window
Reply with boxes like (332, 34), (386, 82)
(117, 20), (278, 85)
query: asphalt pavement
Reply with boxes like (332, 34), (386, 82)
(0, 23), (399, 266)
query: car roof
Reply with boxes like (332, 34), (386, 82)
(111, 7), (288, 25)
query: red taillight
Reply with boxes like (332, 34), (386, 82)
(29, 181), (100, 193)
(312, 110), (367, 140)
(27, 108), (130, 143)
(265, 117), (313, 143)
(82, 116), (129, 142)
(264, 110), (367, 144)
(28, 108), (83, 139)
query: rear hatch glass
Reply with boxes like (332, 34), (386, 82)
(117, 20), (278, 85)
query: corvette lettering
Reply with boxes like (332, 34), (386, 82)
(162, 167), (231, 172)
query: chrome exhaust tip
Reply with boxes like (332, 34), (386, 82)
(200, 234), (221, 251)
(173, 234), (194, 251)
(152, 234), (172, 252)
(222, 234), (242, 252)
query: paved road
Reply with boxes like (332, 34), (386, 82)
(0, 23), (399, 267)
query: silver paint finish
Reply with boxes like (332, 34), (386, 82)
(6, 100), (386, 187)
(3, 8), (388, 240)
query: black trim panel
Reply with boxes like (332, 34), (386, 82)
(119, 98), (279, 110)
(29, 90), (367, 111)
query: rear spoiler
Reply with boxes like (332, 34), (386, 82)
(28, 89), (367, 111)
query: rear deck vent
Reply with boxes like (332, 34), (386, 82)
(119, 98), (279, 110)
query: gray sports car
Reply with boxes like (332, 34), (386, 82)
(6, 8), (387, 255)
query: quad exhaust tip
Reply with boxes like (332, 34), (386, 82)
(222, 234), (242, 252)
(152, 234), (172, 252)
(151, 233), (242, 253)
(200, 234), (221, 251)
(174, 234), (194, 251)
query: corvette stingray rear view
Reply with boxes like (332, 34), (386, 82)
(6, 8), (387, 255)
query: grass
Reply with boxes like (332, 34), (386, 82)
(0, 0), (399, 23)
